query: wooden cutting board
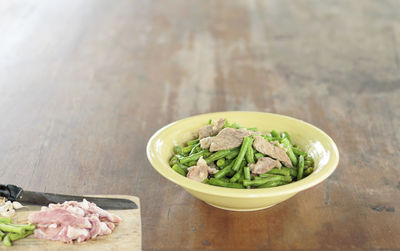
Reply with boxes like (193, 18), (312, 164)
(6, 195), (141, 250)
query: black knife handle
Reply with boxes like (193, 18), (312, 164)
(0, 184), (23, 201)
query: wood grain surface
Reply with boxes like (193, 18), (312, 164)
(11, 195), (141, 250)
(0, 0), (399, 250)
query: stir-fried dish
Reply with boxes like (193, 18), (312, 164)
(169, 118), (315, 189)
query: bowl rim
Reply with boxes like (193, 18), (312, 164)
(146, 111), (339, 198)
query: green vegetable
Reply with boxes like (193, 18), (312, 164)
(3, 233), (11, 247)
(245, 137), (255, 164)
(243, 175), (292, 187)
(0, 223), (25, 235)
(304, 167), (314, 176)
(208, 178), (243, 188)
(169, 155), (179, 166)
(179, 150), (209, 165)
(244, 166), (251, 180)
(257, 180), (288, 188)
(280, 131), (291, 143)
(270, 130), (281, 140)
(230, 166), (244, 183)
(216, 158), (226, 168)
(282, 167), (297, 177)
(9, 230), (33, 242)
(189, 143), (201, 155)
(281, 138), (298, 166)
(214, 160), (235, 179)
(292, 146), (307, 157)
(225, 148), (240, 160)
(172, 164), (186, 176)
(0, 230), (4, 240)
(173, 146), (183, 155)
(204, 150), (231, 164)
(232, 136), (252, 171)
(182, 144), (199, 154)
(254, 153), (264, 160)
(0, 218), (11, 224)
(266, 168), (290, 176)
(297, 155), (304, 180)
(187, 139), (200, 146)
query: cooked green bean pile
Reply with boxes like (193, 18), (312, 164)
(0, 217), (35, 247)
(169, 119), (314, 189)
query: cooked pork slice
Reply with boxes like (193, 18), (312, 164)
(249, 157), (282, 174)
(200, 137), (212, 149)
(252, 136), (293, 167)
(209, 128), (251, 152)
(186, 157), (209, 182)
(198, 118), (226, 139)
(207, 162), (218, 174)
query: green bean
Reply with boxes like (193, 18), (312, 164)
(266, 168), (290, 176)
(216, 177), (230, 182)
(202, 178), (209, 184)
(244, 166), (251, 180)
(179, 150), (208, 165)
(187, 139), (200, 146)
(174, 146), (183, 155)
(243, 175), (292, 187)
(225, 148), (240, 160)
(258, 173), (284, 178)
(3, 233), (11, 247)
(187, 161), (197, 166)
(246, 127), (258, 132)
(169, 155), (178, 166)
(0, 218), (11, 224)
(270, 130), (281, 140)
(182, 144), (197, 154)
(262, 134), (274, 142)
(9, 224), (36, 231)
(229, 122), (242, 129)
(205, 150), (231, 164)
(297, 155), (304, 180)
(172, 164), (186, 176)
(245, 137), (255, 164)
(214, 160), (235, 179)
(230, 166), (244, 183)
(254, 153), (264, 160)
(207, 119), (212, 125)
(189, 143), (201, 155)
(281, 138), (298, 166)
(304, 167), (314, 176)
(282, 167), (297, 177)
(216, 158), (226, 168)
(0, 230), (4, 240)
(292, 146), (307, 157)
(9, 230), (33, 242)
(232, 136), (252, 171)
(257, 180), (288, 188)
(305, 158), (314, 167)
(280, 131), (291, 143)
(177, 162), (189, 173)
(0, 223), (25, 235)
(208, 178), (244, 189)
(243, 166), (251, 188)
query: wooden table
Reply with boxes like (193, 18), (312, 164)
(1, 0), (399, 250)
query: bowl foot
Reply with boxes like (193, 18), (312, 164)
(204, 202), (277, 211)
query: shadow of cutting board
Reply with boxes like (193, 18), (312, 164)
(8, 195), (141, 250)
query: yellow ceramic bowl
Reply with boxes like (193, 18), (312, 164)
(146, 111), (339, 211)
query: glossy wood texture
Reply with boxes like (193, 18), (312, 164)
(0, 0), (399, 250)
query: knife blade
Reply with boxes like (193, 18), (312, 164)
(0, 184), (137, 210)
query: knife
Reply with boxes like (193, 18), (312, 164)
(0, 184), (137, 210)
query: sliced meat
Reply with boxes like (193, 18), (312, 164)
(209, 128), (251, 152)
(28, 208), (91, 228)
(207, 162), (218, 174)
(29, 199), (121, 243)
(198, 118), (226, 139)
(249, 157), (282, 174)
(252, 136), (293, 167)
(200, 137), (212, 149)
(186, 157), (208, 182)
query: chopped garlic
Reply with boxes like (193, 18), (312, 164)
(0, 197), (24, 217)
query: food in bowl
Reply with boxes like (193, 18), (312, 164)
(169, 118), (314, 189)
